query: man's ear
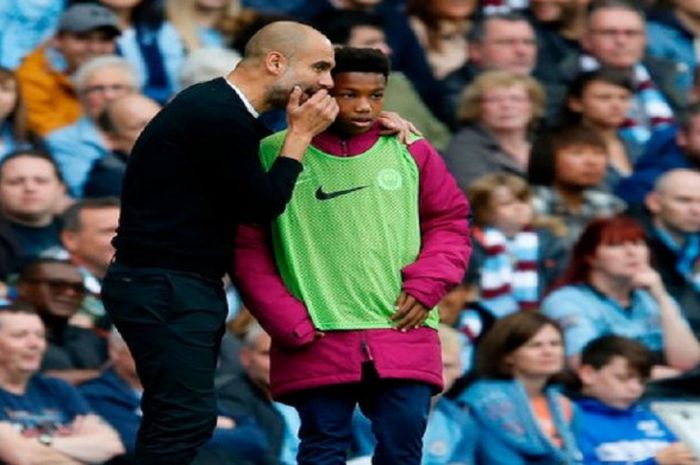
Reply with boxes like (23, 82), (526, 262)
(264, 51), (287, 76)
(468, 42), (482, 66)
(577, 364), (596, 386)
(567, 96), (584, 113)
(645, 191), (661, 214)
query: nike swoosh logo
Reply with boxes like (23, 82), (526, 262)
(315, 185), (369, 200)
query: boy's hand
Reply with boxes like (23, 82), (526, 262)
(377, 111), (421, 144)
(656, 442), (699, 465)
(391, 291), (430, 331)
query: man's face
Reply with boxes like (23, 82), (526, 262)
(109, 97), (161, 153)
(18, 262), (86, 320)
(53, 30), (116, 72)
(677, 114), (700, 163)
(347, 26), (392, 56)
(61, 207), (119, 278)
(0, 313), (46, 378)
(530, 0), (580, 24)
(471, 19), (537, 75)
(331, 72), (385, 136)
(0, 156), (65, 224)
(266, 37), (335, 109)
(647, 175), (700, 234)
(583, 8), (646, 69)
(579, 356), (645, 410)
(241, 331), (272, 391)
(80, 67), (137, 120)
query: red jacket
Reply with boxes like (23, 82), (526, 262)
(232, 125), (471, 399)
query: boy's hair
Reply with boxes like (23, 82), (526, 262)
(331, 46), (390, 80)
(467, 173), (532, 226)
(581, 335), (653, 379)
(528, 124), (608, 186)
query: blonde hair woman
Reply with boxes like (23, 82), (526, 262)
(443, 70), (545, 190)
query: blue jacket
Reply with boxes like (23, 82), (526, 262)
(573, 397), (677, 464)
(647, 11), (695, 95)
(0, 0), (65, 69)
(457, 379), (582, 465)
(614, 125), (694, 206)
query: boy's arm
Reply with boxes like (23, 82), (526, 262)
(401, 139), (472, 308)
(231, 224), (316, 348)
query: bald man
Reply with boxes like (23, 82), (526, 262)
(638, 168), (700, 338)
(84, 94), (161, 197)
(101, 21), (340, 465)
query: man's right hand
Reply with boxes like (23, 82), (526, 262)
(281, 87), (338, 161)
(656, 442), (699, 465)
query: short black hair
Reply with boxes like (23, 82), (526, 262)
(0, 149), (64, 184)
(581, 335), (653, 380)
(331, 46), (390, 80)
(678, 101), (700, 131)
(0, 302), (38, 317)
(528, 124), (607, 186)
(62, 197), (120, 232)
(587, 0), (644, 20)
(316, 10), (384, 45)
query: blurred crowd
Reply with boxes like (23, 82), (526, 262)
(1, 0), (700, 464)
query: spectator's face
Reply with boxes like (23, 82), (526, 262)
(0, 156), (65, 223)
(54, 30), (116, 72)
(108, 96), (161, 153)
(506, 324), (564, 379)
(347, 26), (393, 57)
(479, 84), (533, 133)
(441, 342), (463, 393)
(530, 0), (581, 24)
(0, 78), (18, 121)
(0, 313), (46, 377)
(583, 8), (646, 69)
(589, 240), (649, 279)
(266, 37), (335, 108)
(579, 356), (644, 409)
(331, 72), (385, 136)
(80, 67), (137, 120)
(487, 186), (533, 235)
(429, 0), (477, 20)
(240, 332), (272, 391)
(554, 144), (607, 189)
(18, 263), (86, 320)
(568, 80), (631, 129)
(677, 114), (700, 162)
(647, 176), (700, 234)
(471, 19), (537, 75)
(61, 207), (119, 278)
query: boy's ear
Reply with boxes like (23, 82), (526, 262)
(577, 364), (596, 386)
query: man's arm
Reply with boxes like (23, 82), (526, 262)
(0, 423), (83, 465)
(50, 414), (125, 464)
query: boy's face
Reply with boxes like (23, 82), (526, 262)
(554, 144), (607, 189)
(579, 356), (645, 410)
(331, 71), (385, 136)
(488, 185), (533, 235)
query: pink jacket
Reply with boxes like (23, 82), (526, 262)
(232, 126), (471, 399)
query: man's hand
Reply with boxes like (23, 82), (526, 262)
(377, 111), (421, 144)
(283, 87), (339, 160)
(391, 291), (430, 331)
(655, 442), (699, 465)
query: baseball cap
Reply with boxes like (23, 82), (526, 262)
(57, 4), (121, 36)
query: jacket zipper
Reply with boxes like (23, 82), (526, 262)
(361, 339), (374, 362)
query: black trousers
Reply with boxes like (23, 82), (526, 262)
(102, 262), (228, 465)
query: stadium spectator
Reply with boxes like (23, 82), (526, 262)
(405, 0), (477, 80)
(563, 69), (636, 190)
(45, 55), (139, 197)
(455, 312), (581, 465)
(178, 47), (242, 90)
(542, 216), (700, 378)
(442, 12), (538, 122)
(616, 103), (700, 205)
(0, 150), (67, 267)
(0, 67), (41, 159)
(574, 335), (698, 465)
(80, 327), (269, 465)
(84, 94), (160, 198)
(60, 197), (120, 329)
(0, 302), (124, 465)
(16, 258), (107, 384)
(465, 173), (567, 317)
(16, 3), (121, 136)
(528, 124), (625, 248)
(443, 70), (545, 190)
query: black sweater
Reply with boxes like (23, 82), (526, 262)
(113, 77), (302, 279)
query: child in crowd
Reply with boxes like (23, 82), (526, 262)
(455, 311), (582, 465)
(528, 123), (626, 249)
(233, 46), (470, 465)
(465, 172), (567, 317)
(574, 335), (699, 465)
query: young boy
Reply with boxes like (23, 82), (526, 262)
(232, 47), (470, 465)
(575, 335), (697, 465)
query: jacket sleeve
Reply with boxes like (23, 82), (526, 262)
(401, 138), (472, 308)
(231, 224), (316, 349)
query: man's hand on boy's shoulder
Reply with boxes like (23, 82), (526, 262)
(391, 291), (430, 331)
(377, 112), (421, 145)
